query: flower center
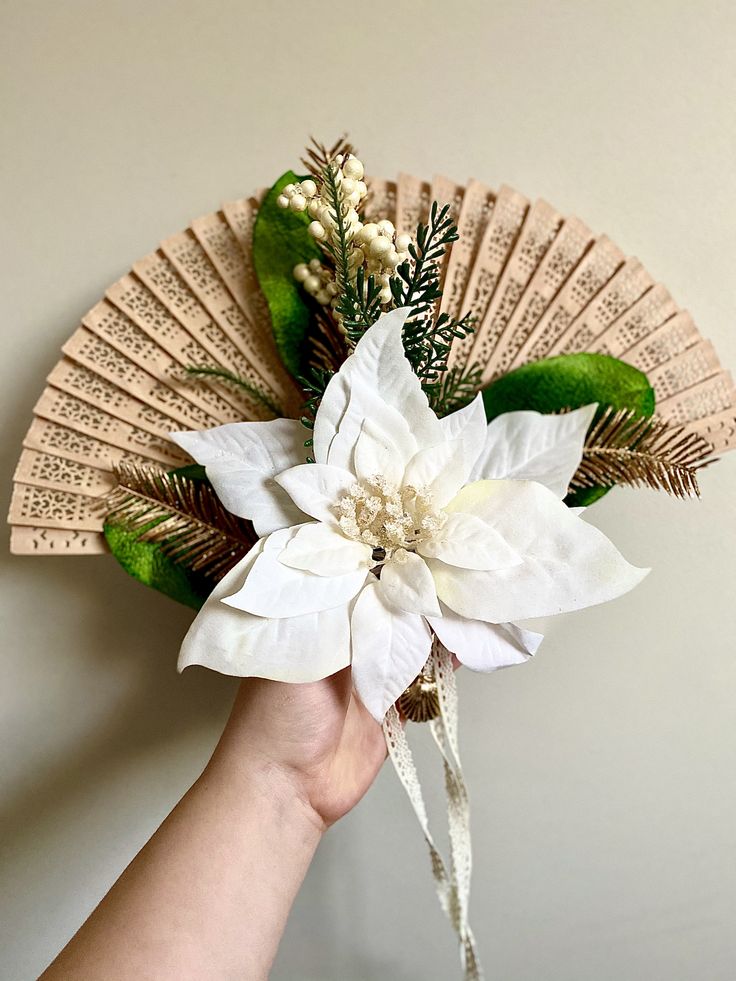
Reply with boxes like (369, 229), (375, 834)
(336, 475), (446, 557)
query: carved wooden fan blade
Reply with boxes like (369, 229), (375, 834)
(9, 175), (736, 556)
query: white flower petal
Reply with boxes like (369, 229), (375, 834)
(417, 511), (521, 570)
(274, 463), (354, 525)
(401, 395), (486, 507)
(178, 546), (351, 682)
(313, 307), (440, 466)
(351, 581), (432, 722)
(438, 392), (488, 445)
(428, 603), (542, 672)
(224, 526), (368, 618)
(171, 419), (309, 535)
(326, 385), (419, 477)
(428, 479), (649, 622)
(352, 412), (415, 487)
(402, 435), (478, 509)
(470, 405), (598, 498)
(379, 550), (441, 616)
(280, 522), (372, 577)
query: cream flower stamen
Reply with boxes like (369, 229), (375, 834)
(336, 475), (447, 556)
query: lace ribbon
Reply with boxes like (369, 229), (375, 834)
(383, 639), (484, 980)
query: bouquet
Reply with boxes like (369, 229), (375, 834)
(10, 137), (732, 979)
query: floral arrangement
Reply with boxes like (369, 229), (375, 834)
(96, 138), (720, 979)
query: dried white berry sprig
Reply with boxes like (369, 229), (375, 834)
(277, 153), (413, 309)
(353, 219), (412, 304)
(277, 155), (366, 242)
(292, 258), (337, 307)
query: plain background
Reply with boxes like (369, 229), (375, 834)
(2, 1), (735, 979)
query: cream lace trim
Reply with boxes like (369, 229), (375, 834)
(383, 639), (483, 980)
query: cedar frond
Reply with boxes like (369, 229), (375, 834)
(570, 406), (717, 498)
(388, 202), (474, 390)
(301, 135), (355, 177)
(102, 463), (258, 579)
(319, 157), (383, 340)
(425, 360), (483, 416)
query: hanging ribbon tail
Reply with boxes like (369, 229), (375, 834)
(383, 639), (484, 981)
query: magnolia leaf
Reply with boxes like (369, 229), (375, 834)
(171, 463), (207, 481)
(104, 519), (210, 610)
(482, 353), (655, 420)
(253, 170), (322, 379)
(482, 353), (655, 506)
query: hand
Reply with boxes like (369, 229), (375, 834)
(212, 668), (390, 830)
(42, 668), (388, 981)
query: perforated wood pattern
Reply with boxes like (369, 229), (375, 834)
(9, 176), (734, 555)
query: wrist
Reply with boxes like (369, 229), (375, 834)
(205, 738), (328, 839)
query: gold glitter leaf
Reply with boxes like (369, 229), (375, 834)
(570, 406), (716, 499)
(102, 463), (257, 580)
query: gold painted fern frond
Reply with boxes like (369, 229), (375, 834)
(103, 463), (257, 578)
(570, 407), (716, 499)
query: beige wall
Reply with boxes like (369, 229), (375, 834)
(2, 1), (735, 978)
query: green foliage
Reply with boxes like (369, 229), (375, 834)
(482, 353), (655, 420)
(391, 202), (458, 314)
(319, 173), (477, 414)
(104, 519), (209, 610)
(316, 166), (476, 418)
(319, 161), (384, 339)
(170, 463), (207, 481)
(253, 170), (322, 378)
(298, 366), (334, 461)
(426, 362), (484, 417)
(185, 365), (282, 417)
(389, 203), (475, 399)
(481, 353), (656, 506)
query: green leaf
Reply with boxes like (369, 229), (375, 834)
(481, 353), (656, 507)
(482, 353), (655, 420)
(170, 463), (207, 482)
(105, 463), (209, 608)
(253, 170), (321, 378)
(104, 518), (211, 610)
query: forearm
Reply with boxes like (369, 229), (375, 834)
(41, 722), (323, 980)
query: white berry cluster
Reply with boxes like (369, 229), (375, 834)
(292, 258), (336, 306)
(353, 220), (412, 304)
(276, 154), (367, 240)
(276, 177), (318, 215)
(277, 153), (413, 310)
(306, 154), (367, 243)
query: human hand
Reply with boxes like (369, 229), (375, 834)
(42, 669), (381, 981)
(211, 668), (390, 831)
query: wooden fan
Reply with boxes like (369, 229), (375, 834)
(9, 174), (736, 556)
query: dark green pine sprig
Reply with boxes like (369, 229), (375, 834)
(424, 361), (484, 416)
(325, 166), (481, 405)
(319, 159), (384, 340)
(302, 155), (485, 421)
(390, 201), (458, 316)
(388, 202), (479, 414)
(298, 366), (334, 461)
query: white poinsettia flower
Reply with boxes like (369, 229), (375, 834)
(172, 308), (648, 722)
